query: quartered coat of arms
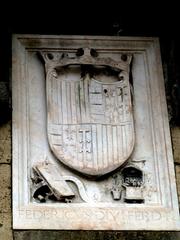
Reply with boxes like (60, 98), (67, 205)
(40, 48), (134, 177)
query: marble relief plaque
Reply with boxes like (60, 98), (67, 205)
(12, 35), (180, 230)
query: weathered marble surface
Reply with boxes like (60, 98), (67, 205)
(12, 35), (180, 230)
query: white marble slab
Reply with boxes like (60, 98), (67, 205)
(12, 35), (180, 230)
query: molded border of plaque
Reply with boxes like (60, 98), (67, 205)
(12, 35), (180, 230)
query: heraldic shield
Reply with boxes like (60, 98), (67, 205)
(41, 48), (134, 177)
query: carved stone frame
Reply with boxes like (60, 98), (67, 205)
(12, 35), (180, 230)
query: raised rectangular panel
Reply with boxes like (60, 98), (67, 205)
(12, 35), (180, 230)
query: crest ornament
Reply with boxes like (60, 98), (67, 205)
(41, 48), (134, 176)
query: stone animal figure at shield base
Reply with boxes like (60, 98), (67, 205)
(40, 48), (134, 177)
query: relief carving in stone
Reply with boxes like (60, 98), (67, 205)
(12, 36), (179, 230)
(40, 48), (134, 177)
